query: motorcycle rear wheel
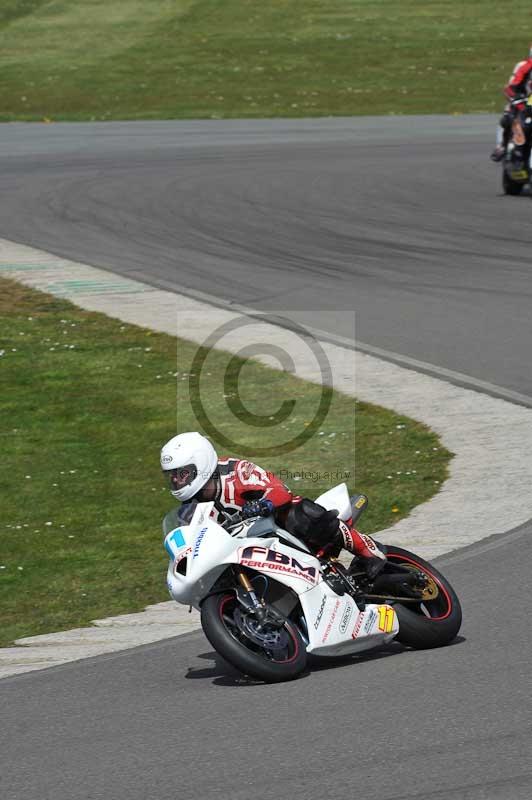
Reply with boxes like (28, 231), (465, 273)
(201, 592), (307, 682)
(502, 169), (524, 195)
(378, 545), (462, 649)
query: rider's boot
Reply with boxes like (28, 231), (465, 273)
(338, 522), (386, 579)
(490, 119), (511, 162)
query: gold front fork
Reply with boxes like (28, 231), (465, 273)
(237, 569), (254, 592)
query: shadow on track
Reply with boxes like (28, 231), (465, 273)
(183, 636), (465, 686)
(185, 650), (266, 686)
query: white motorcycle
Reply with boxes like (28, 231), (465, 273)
(163, 484), (462, 683)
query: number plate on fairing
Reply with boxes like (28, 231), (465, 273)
(165, 527), (187, 558)
(510, 169), (528, 180)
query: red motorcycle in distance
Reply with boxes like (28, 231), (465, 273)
(502, 96), (532, 195)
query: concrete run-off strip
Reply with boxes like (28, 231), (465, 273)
(2, 237), (532, 678)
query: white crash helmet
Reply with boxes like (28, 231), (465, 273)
(160, 432), (218, 501)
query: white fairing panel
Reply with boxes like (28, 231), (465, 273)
(165, 524), (235, 608)
(164, 503), (323, 608)
(303, 587), (399, 655)
(314, 483), (352, 521)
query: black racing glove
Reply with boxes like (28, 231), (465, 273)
(241, 499), (275, 519)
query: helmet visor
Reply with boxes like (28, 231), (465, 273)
(166, 464), (198, 493)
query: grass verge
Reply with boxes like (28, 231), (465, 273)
(0, 0), (529, 122)
(0, 277), (451, 646)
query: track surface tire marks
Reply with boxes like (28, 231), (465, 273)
(1, 116), (532, 397)
(1, 532), (531, 800)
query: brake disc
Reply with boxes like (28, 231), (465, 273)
(419, 575), (439, 602)
(401, 564), (439, 601)
(233, 609), (289, 653)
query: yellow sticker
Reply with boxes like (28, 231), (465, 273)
(377, 605), (396, 633)
(355, 496), (366, 509)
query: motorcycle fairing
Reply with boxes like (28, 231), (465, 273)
(315, 482), (352, 521)
(163, 494), (399, 655)
(165, 502), (324, 608)
(300, 584), (398, 655)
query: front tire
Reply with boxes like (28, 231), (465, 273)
(378, 545), (462, 649)
(201, 592), (307, 682)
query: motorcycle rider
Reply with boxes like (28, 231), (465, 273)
(160, 431), (386, 579)
(491, 46), (532, 162)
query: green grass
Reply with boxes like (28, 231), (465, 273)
(0, 277), (451, 646)
(0, 0), (531, 121)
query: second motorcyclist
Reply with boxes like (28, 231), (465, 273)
(491, 46), (532, 161)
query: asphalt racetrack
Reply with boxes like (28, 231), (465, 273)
(1, 116), (532, 799)
(2, 115), (532, 398)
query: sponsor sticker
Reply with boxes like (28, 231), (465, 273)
(322, 599), (341, 643)
(239, 546), (318, 585)
(193, 526), (208, 558)
(378, 605), (396, 633)
(314, 596), (327, 630)
(338, 603), (353, 635)
(351, 611), (365, 640)
(161, 454), (173, 465)
(339, 521), (353, 550)
(361, 534), (377, 552)
(363, 608), (377, 634)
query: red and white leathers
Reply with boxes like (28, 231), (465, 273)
(214, 458), (295, 519)
(493, 57), (532, 153)
(336, 519), (386, 563)
(182, 457), (385, 564)
(504, 56), (532, 102)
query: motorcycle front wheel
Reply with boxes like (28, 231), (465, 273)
(201, 592), (307, 682)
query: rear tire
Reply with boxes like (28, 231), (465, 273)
(503, 169), (524, 195)
(201, 592), (307, 682)
(377, 545), (462, 649)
